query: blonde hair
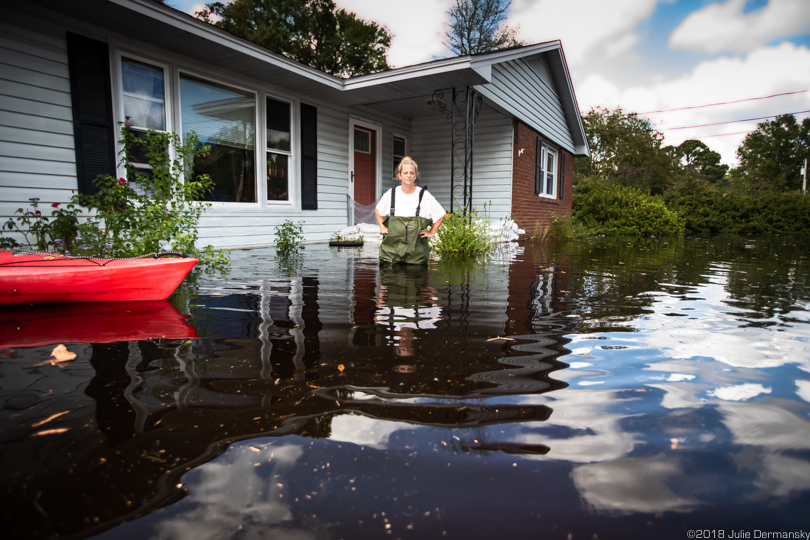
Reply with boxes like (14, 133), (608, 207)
(395, 156), (420, 179)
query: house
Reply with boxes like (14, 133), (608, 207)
(0, 0), (589, 250)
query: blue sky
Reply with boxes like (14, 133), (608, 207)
(166, 0), (810, 166)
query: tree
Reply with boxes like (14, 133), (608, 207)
(199, 0), (391, 77)
(443, 0), (523, 55)
(670, 139), (728, 184)
(579, 107), (675, 195)
(730, 114), (810, 192)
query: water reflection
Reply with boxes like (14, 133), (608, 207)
(0, 300), (198, 349)
(1, 237), (809, 538)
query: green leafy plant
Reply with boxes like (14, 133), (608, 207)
(2, 197), (84, 252)
(275, 219), (304, 254)
(2, 124), (230, 272)
(3, 198), (49, 250)
(77, 126), (229, 269)
(49, 200), (83, 254)
(432, 209), (495, 255)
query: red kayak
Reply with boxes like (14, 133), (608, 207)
(0, 251), (197, 305)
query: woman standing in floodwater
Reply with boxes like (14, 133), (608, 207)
(375, 157), (445, 264)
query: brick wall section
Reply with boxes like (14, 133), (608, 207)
(511, 121), (574, 236)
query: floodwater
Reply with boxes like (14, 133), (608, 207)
(2, 236), (810, 539)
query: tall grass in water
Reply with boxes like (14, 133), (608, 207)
(432, 210), (495, 255)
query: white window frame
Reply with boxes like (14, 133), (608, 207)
(538, 142), (558, 199)
(265, 93), (296, 207)
(113, 51), (173, 181)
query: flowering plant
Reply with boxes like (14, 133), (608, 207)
(1, 124), (229, 271)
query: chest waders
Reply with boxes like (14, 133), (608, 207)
(379, 186), (434, 265)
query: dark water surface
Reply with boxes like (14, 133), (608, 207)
(2, 236), (810, 539)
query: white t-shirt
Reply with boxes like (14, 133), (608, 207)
(375, 186), (446, 221)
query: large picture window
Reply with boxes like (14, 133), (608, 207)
(266, 97), (291, 201)
(180, 74), (256, 203)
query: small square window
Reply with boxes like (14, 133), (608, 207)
(354, 128), (371, 153)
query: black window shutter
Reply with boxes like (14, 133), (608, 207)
(66, 32), (116, 195)
(534, 138), (543, 195)
(559, 152), (566, 199)
(300, 103), (318, 210)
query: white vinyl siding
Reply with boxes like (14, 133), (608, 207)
(0, 13), (76, 237)
(411, 105), (512, 220)
(477, 54), (575, 154)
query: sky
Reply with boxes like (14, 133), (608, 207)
(167, 0), (810, 167)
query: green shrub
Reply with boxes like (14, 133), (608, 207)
(432, 210), (496, 255)
(549, 215), (587, 240)
(573, 181), (685, 237)
(275, 219), (304, 254)
(663, 189), (810, 236)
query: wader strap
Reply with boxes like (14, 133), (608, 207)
(415, 187), (426, 217)
(389, 186), (426, 216)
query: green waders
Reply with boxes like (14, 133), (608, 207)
(379, 187), (434, 265)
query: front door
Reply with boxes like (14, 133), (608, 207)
(352, 126), (377, 206)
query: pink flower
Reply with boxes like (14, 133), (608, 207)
(35, 210), (41, 215)
(119, 177), (127, 185)
(52, 202), (60, 208)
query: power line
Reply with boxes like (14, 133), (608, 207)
(640, 89), (809, 115)
(660, 110), (810, 131)
(697, 130), (755, 139)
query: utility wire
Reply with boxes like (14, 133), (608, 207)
(660, 109), (810, 131)
(698, 130), (755, 139)
(640, 90), (809, 115)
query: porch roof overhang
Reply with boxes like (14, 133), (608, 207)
(26, 0), (588, 156)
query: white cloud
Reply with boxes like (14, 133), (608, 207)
(336, 0), (454, 67)
(670, 0), (810, 54)
(797, 380), (810, 403)
(509, 0), (658, 66)
(328, 412), (406, 449)
(572, 457), (701, 514)
(154, 442), (309, 540)
(708, 383), (772, 401)
(186, 3), (208, 18)
(575, 42), (810, 166)
(604, 33), (642, 59)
